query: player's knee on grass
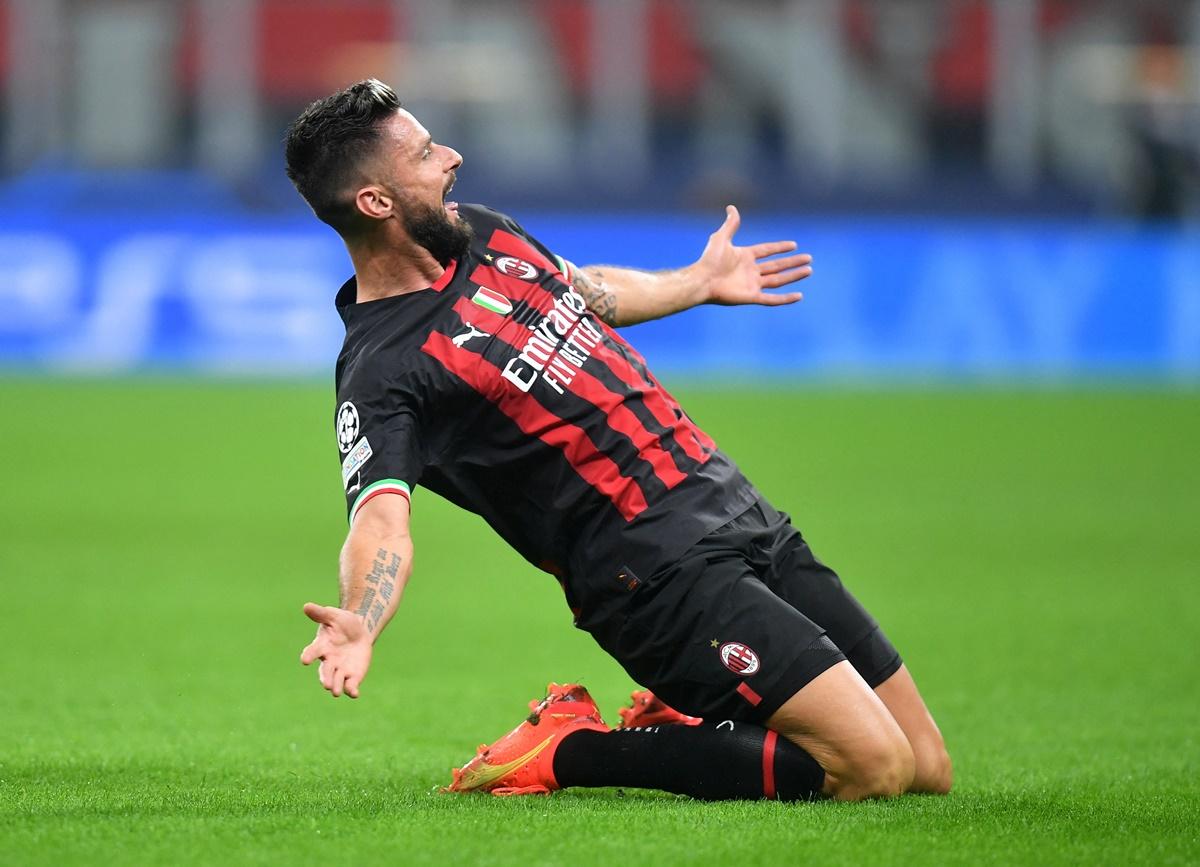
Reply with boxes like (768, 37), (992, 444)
(909, 735), (953, 795)
(871, 665), (952, 795)
(827, 728), (915, 801)
(895, 703), (951, 794)
(766, 661), (916, 801)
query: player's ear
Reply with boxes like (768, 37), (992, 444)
(355, 185), (394, 221)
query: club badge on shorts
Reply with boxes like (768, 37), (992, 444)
(719, 641), (760, 676)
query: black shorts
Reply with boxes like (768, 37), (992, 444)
(588, 498), (902, 723)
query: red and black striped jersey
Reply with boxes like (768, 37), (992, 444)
(333, 204), (758, 625)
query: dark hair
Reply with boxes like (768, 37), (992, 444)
(284, 79), (402, 232)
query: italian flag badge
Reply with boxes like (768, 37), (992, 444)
(471, 286), (513, 316)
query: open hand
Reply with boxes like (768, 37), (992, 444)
(299, 602), (373, 698)
(696, 205), (812, 307)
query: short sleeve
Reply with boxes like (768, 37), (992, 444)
(336, 387), (427, 524)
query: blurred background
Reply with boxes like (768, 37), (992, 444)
(0, 0), (1197, 378)
(3, 8), (1199, 860)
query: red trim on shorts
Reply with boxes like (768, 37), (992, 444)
(762, 729), (778, 799)
(736, 682), (763, 706)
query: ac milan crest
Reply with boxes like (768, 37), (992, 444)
(719, 641), (760, 676)
(494, 256), (538, 281)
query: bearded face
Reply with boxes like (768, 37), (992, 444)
(402, 199), (474, 266)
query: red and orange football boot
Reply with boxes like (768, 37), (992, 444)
(445, 683), (609, 796)
(617, 689), (703, 728)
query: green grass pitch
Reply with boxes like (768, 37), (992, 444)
(1, 379), (1197, 865)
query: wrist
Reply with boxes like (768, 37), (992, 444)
(681, 261), (714, 307)
(337, 605), (379, 643)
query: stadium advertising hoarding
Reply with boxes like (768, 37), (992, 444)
(1, 214), (1197, 379)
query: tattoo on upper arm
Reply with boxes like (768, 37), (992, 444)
(574, 268), (618, 326)
(355, 546), (404, 632)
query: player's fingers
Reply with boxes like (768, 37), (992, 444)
(751, 241), (798, 259)
(319, 660), (334, 691)
(759, 253), (811, 275)
(344, 674), (361, 699)
(330, 668), (344, 698)
(756, 291), (803, 306)
(303, 602), (331, 625)
(762, 268), (813, 288)
(300, 640), (323, 666)
(715, 204), (740, 239)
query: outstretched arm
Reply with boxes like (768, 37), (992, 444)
(573, 205), (812, 327)
(299, 492), (414, 698)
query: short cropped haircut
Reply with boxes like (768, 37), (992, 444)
(284, 79), (402, 232)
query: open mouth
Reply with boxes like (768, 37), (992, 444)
(444, 177), (457, 218)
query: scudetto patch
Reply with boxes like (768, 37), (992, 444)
(471, 286), (513, 315)
(341, 437), (373, 488)
(494, 256), (538, 281)
(719, 641), (760, 676)
(336, 401), (359, 454)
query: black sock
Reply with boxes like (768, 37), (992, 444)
(552, 721), (825, 801)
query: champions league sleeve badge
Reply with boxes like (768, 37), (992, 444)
(336, 401), (360, 454)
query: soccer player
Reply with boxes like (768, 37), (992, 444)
(286, 80), (951, 802)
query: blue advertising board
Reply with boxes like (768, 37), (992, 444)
(1, 211), (1197, 380)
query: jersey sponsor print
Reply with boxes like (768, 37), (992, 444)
(332, 204), (759, 622)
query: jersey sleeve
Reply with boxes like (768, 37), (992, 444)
(336, 382), (428, 525)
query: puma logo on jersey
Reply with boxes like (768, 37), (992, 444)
(452, 324), (491, 347)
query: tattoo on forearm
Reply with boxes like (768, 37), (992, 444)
(574, 268), (618, 326)
(354, 589), (376, 620)
(355, 546), (403, 632)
